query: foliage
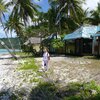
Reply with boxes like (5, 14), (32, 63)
(4, 16), (24, 37)
(8, 0), (39, 24)
(16, 51), (32, 56)
(0, 91), (18, 100)
(0, 0), (6, 15)
(29, 81), (100, 100)
(89, 3), (100, 25)
(51, 39), (64, 49)
(29, 82), (57, 100)
(19, 58), (39, 71)
(48, 0), (86, 34)
(47, 6), (58, 33)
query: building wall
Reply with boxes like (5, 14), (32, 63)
(33, 44), (40, 52)
(92, 36), (100, 56)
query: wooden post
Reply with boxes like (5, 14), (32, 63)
(80, 38), (83, 56)
(75, 39), (76, 55)
(98, 37), (100, 56)
(65, 41), (66, 55)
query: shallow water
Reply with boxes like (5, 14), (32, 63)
(0, 49), (20, 54)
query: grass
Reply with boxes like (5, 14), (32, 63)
(17, 55), (42, 84)
(15, 52), (100, 99)
(0, 81), (99, 100)
(19, 58), (39, 71)
(16, 51), (32, 57)
(29, 81), (100, 100)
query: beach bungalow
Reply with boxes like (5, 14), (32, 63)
(63, 25), (100, 56)
(24, 37), (42, 52)
(92, 31), (100, 56)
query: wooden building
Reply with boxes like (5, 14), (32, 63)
(92, 31), (100, 56)
(63, 25), (100, 56)
(24, 37), (43, 52)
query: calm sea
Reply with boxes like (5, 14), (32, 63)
(0, 49), (20, 54)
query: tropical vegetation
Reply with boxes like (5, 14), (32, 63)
(0, 0), (100, 99)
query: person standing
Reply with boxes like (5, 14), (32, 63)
(42, 48), (50, 71)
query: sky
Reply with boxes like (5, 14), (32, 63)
(0, 0), (100, 38)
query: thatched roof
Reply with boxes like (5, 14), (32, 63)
(24, 37), (42, 45)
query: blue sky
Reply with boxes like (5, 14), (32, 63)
(33, 0), (50, 12)
(0, 0), (100, 38)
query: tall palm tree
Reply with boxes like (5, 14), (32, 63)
(0, 0), (15, 52)
(5, 16), (25, 50)
(5, 0), (40, 50)
(57, 0), (85, 25)
(47, 0), (59, 33)
(48, 0), (86, 34)
(9, 0), (39, 25)
(0, 0), (17, 59)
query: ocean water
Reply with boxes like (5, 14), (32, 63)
(0, 49), (20, 54)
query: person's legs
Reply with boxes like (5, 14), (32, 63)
(44, 61), (48, 71)
(42, 61), (44, 69)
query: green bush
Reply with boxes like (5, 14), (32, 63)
(29, 81), (100, 100)
(51, 39), (64, 49)
(19, 58), (39, 71)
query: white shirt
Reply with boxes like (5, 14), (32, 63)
(43, 52), (49, 61)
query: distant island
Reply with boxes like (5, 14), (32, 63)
(0, 38), (21, 49)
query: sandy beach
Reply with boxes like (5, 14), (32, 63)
(0, 54), (100, 99)
(0, 54), (35, 99)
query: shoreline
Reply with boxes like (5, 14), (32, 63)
(0, 53), (14, 59)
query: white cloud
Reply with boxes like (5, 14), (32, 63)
(83, 0), (100, 10)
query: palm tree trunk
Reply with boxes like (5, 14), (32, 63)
(0, 40), (17, 60)
(0, 18), (15, 54)
(10, 31), (16, 54)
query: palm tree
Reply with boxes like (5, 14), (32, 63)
(5, 16), (24, 37)
(9, 0), (39, 25)
(0, 0), (15, 52)
(89, 3), (100, 25)
(5, 0), (40, 50)
(47, 0), (59, 33)
(5, 16), (25, 50)
(0, 0), (17, 59)
(48, 0), (86, 34)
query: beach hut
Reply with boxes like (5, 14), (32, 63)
(63, 25), (100, 56)
(24, 37), (43, 52)
(92, 31), (100, 56)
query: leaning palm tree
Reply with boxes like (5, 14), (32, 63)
(5, 0), (40, 51)
(5, 16), (25, 51)
(0, 0), (18, 59)
(0, 0), (15, 53)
